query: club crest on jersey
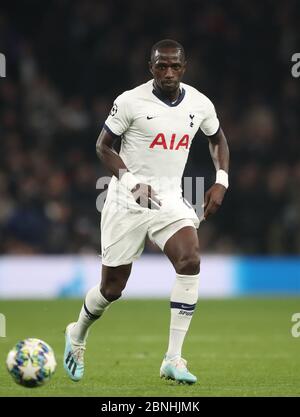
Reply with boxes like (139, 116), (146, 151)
(150, 133), (190, 150)
(110, 103), (118, 116)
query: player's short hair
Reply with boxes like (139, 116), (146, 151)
(150, 39), (185, 62)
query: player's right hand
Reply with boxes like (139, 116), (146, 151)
(131, 183), (161, 210)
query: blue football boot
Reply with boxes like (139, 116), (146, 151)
(63, 322), (86, 382)
(160, 356), (197, 384)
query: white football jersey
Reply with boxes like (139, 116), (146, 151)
(104, 79), (219, 206)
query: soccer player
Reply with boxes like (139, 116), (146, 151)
(64, 39), (229, 384)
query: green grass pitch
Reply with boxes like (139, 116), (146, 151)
(0, 298), (300, 397)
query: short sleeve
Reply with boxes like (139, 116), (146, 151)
(104, 93), (132, 136)
(199, 97), (220, 136)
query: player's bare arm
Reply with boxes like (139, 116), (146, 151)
(204, 127), (230, 219)
(96, 129), (127, 178)
(96, 129), (161, 209)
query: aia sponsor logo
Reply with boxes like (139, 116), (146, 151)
(150, 133), (190, 150)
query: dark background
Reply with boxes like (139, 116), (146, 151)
(0, 0), (299, 255)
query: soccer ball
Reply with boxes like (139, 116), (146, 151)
(6, 338), (56, 388)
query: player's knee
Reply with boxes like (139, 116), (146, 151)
(175, 251), (200, 275)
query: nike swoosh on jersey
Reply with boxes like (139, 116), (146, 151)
(147, 116), (156, 120)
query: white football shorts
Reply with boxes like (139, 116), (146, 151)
(101, 194), (200, 267)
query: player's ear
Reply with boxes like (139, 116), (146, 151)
(148, 61), (154, 75)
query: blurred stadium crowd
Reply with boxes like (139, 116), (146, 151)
(0, 0), (299, 254)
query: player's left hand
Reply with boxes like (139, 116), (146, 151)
(203, 184), (227, 220)
(131, 183), (161, 210)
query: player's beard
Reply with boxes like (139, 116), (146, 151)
(160, 80), (180, 96)
(161, 80), (178, 89)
